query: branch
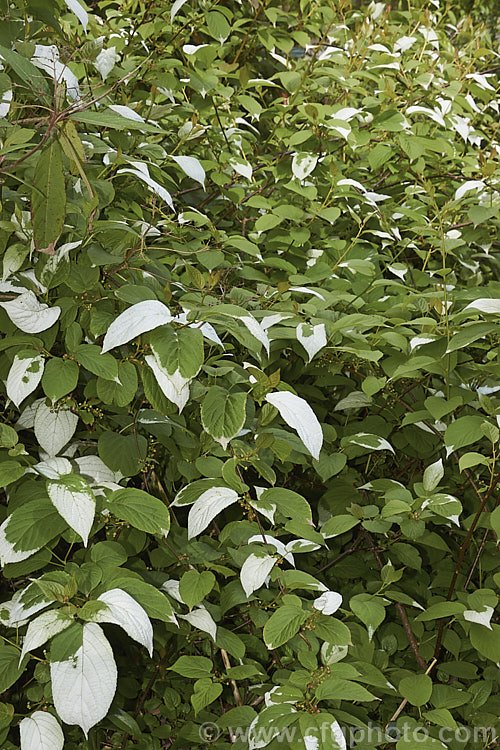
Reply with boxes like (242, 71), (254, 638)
(433, 476), (500, 659)
(387, 658), (437, 725)
(393, 396), (500, 661)
(220, 648), (243, 706)
(363, 530), (427, 671)
(316, 529), (363, 574)
(120, 647), (173, 748)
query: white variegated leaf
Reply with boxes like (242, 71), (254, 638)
(248, 497), (276, 524)
(5, 585), (52, 627)
(94, 47), (117, 80)
(20, 711), (64, 750)
(229, 159), (253, 180)
(64, 0), (88, 31)
(0, 89), (12, 119)
(51, 623), (117, 737)
(179, 606), (217, 640)
(463, 606), (493, 629)
(247, 534), (294, 565)
(145, 354), (190, 412)
(464, 298), (500, 314)
(171, 155), (205, 187)
(16, 398), (45, 429)
(292, 153), (318, 181)
(161, 579), (183, 603)
(313, 591), (342, 615)
(260, 313), (293, 329)
(285, 538), (321, 554)
(0, 291), (60, 333)
(423, 459), (444, 492)
(171, 0), (189, 21)
(265, 391), (323, 460)
(454, 180), (485, 201)
(102, 300), (172, 352)
(348, 433), (395, 454)
(335, 392), (372, 411)
(296, 323), (327, 362)
(118, 163), (174, 209)
(188, 487), (239, 538)
(239, 316), (270, 354)
(34, 403), (78, 457)
(94, 589), (153, 656)
(34, 458), (73, 479)
(74, 455), (121, 485)
(108, 104), (145, 122)
(31, 45), (80, 100)
(6, 353), (44, 407)
(46, 476), (96, 546)
(240, 553), (277, 597)
(20, 609), (73, 663)
(0, 520), (39, 566)
(331, 720), (347, 750)
(289, 286), (326, 300)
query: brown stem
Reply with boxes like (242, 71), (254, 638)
(363, 530), (427, 671)
(433, 478), (500, 659)
(464, 528), (490, 589)
(394, 396), (500, 661)
(395, 602), (427, 671)
(220, 648), (243, 706)
(232, 0), (266, 64)
(317, 530), (363, 574)
(120, 648), (173, 748)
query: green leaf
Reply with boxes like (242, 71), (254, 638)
(458, 452), (488, 472)
(149, 325), (203, 378)
(206, 10), (230, 43)
(0, 424), (18, 449)
(201, 386), (247, 450)
(169, 655), (213, 678)
(315, 678), (377, 702)
(422, 708), (457, 729)
(42, 357), (79, 401)
(74, 345), (119, 381)
(260, 488), (312, 521)
(416, 602), (465, 621)
(350, 595), (386, 640)
(446, 322), (495, 353)
(107, 488), (170, 536)
(31, 138), (66, 253)
(191, 677), (223, 714)
(0, 702), (14, 731)
(0, 44), (50, 95)
(321, 515), (360, 539)
(490, 506), (500, 538)
(469, 623), (500, 663)
(313, 617), (351, 645)
(255, 213), (283, 232)
(98, 431), (147, 477)
(312, 453), (346, 481)
(444, 416), (485, 451)
(111, 579), (176, 623)
(0, 643), (26, 692)
(0, 498), (68, 566)
(0, 460), (25, 487)
(399, 674), (433, 706)
(179, 570), (216, 609)
(96, 361), (138, 406)
(70, 109), (165, 132)
(263, 605), (308, 649)
(396, 734), (451, 749)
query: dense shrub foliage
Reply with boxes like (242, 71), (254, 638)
(0, 0), (499, 747)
